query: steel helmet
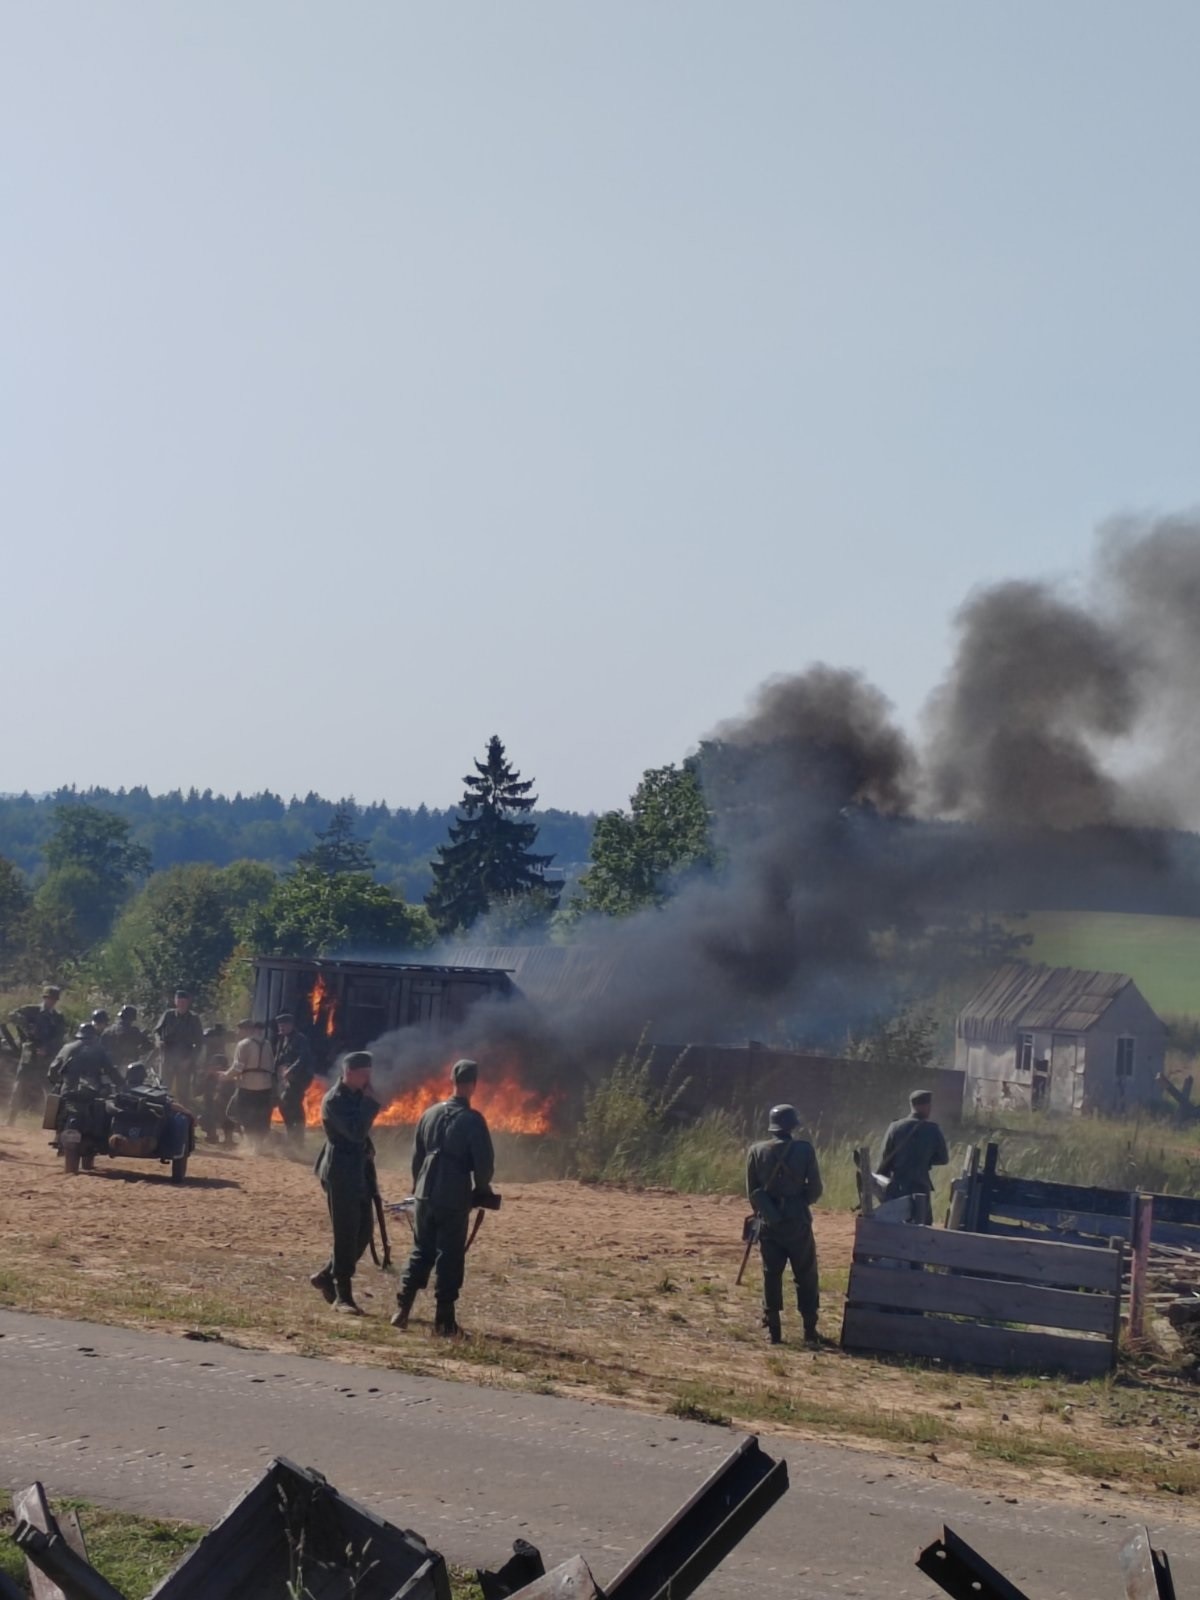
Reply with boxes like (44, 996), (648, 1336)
(767, 1103), (799, 1134)
(91, 1009), (110, 1028)
(76, 1022), (97, 1039)
(119, 1004), (137, 1021)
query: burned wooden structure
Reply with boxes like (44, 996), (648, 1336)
(840, 1214), (1123, 1376)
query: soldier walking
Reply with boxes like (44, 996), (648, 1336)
(877, 1089), (949, 1224)
(274, 1012), (315, 1145)
(6, 986), (68, 1124)
(746, 1104), (823, 1346)
(102, 1005), (152, 1072)
(393, 1058), (495, 1339)
(154, 989), (204, 1102)
(311, 1052), (381, 1315)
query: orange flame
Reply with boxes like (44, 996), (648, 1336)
(308, 973), (337, 1038)
(300, 1066), (559, 1136)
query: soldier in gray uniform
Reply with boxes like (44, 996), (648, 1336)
(877, 1089), (949, 1225)
(102, 1005), (152, 1072)
(746, 1104), (823, 1345)
(393, 1059), (495, 1338)
(49, 1023), (123, 1096)
(311, 1052), (381, 1315)
(6, 986), (68, 1124)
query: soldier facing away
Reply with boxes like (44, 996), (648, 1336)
(311, 1051), (381, 1315)
(274, 1012), (315, 1145)
(49, 1023), (123, 1096)
(6, 986), (68, 1124)
(154, 989), (204, 1102)
(746, 1103), (824, 1346)
(102, 1005), (152, 1072)
(393, 1058), (496, 1339)
(877, 1089), (950, 1225)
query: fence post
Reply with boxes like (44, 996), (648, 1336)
(1129, 1192), (1154, 1343)
(856, 1146), (875, 1217)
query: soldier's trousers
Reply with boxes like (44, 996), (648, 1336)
(400, 1202), (470, 1308)
(279, 1089), (307, 1144)
(759, 1223), (819, 1324)
(324, 1181), (372, 1285)
(6, 1067), (46, 1124)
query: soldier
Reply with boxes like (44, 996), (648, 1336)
(274, 1012), (315, 1145)
(6, 985), (68, 1124)
(102, 1005), (152, 1072)
(199, 1024), (234, 1145)
(49, 1023), (123, 1096)
(877, 1089), (950, 1225)
(154, 989), (204, 1103)
(311, 1051), (381, 1315)
(393, 1058), (496, 1339)
(746, 1104), (823, 1346)
(223, 1019), (277, 1149)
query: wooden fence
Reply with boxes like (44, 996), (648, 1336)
(959, 1142), (1200, 1252)
(841, 1215), (1123, 1377)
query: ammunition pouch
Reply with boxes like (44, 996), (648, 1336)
(741, 1213), (759, 1244)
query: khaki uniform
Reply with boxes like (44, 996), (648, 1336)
(154, 1008), (205, 1102)
(6, 1004), (68, 1123)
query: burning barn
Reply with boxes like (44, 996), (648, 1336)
(955, 962), (1167, 1116)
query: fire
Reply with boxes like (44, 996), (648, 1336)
(309, 973), (337, 1038)
(299, 1067), (559, 1137)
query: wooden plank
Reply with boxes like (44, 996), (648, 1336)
(1130, 1194), (1154, 1342)
(853, 1217), (1122, 1292)
(990, 1174), (1200, 1229)
(14, 1485), (69, 1600)
(846, 1264), (1116, 1335)
(841, 1306), (1115, 1376)
(983, 1207), (1200, 1254)
(509, 1556), (603, 1600)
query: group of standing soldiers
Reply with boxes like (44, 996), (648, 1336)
(312, 1053), (495, 1338)
(4, 983), (318, 1147)
(745, 1086), (948, 1345)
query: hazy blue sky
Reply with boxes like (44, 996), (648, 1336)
(4, 3), (1199, 813)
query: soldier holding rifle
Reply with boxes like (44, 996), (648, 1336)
(393, 1058), (496, 1339)
(745, 1103), (823, 1346)
(311, 1051), (381, 1315)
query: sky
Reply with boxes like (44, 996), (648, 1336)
(4, 3), (1199, 814)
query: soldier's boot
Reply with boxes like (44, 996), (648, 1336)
(309, 1268), (336, 1305)
(763, 1310), (782, 1345)
(391, 1286), (417, 1331)
(802, 1321), (821, 1346)
(433, 1302), (463, 1339)
(332, 1279), (363, 1316)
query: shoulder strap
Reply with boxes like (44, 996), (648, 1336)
(761, 1142), (792, 1196)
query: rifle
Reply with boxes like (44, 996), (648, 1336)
(735, 1215), (760, 1286)
(366, 1162), (392, 1269)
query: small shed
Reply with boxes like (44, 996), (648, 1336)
(955, 962), (1167, 1116)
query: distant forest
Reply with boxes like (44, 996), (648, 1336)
(0, 788), (597, 902)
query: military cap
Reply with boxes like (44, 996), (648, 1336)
(910, 1089), (933, 1107)
(452, 1058), (479, 1085)
(174, 988), (192, 1000)
(344, 1050), (373, 1072)
(42, 984), (62, 998)
(275, 1011), (294, 1024)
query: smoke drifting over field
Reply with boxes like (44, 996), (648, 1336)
(370, 514), (1200, 1083)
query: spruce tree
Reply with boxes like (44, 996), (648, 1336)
(298, 802), (374, 877)
(426, 736), (559, 934)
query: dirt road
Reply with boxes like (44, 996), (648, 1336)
(4, 1306), (1199, 1600)
(3, 1124), (1200, 1498)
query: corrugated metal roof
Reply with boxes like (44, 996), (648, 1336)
(445, 945), (622, 1008)
(957, 962), (1134, 1043)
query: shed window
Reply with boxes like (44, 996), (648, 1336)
(1017, 1034), (1034, 1074)
(1116, 1037), (1135, 1079)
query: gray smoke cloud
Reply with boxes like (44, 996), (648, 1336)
(363, 513), (1200, 1089)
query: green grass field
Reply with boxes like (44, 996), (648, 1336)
(1016, 909), (1200, 1019)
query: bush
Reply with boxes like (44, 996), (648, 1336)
(573, 1035), (690, 1183)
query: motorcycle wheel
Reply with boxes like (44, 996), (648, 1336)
(170, 1156), (188, 1184)
(63, 1148), (81, 1176)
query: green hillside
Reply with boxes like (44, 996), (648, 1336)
(1016, 910), (1200, 1020)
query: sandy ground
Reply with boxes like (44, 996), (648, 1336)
(3, 1122), (1200, 1506)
